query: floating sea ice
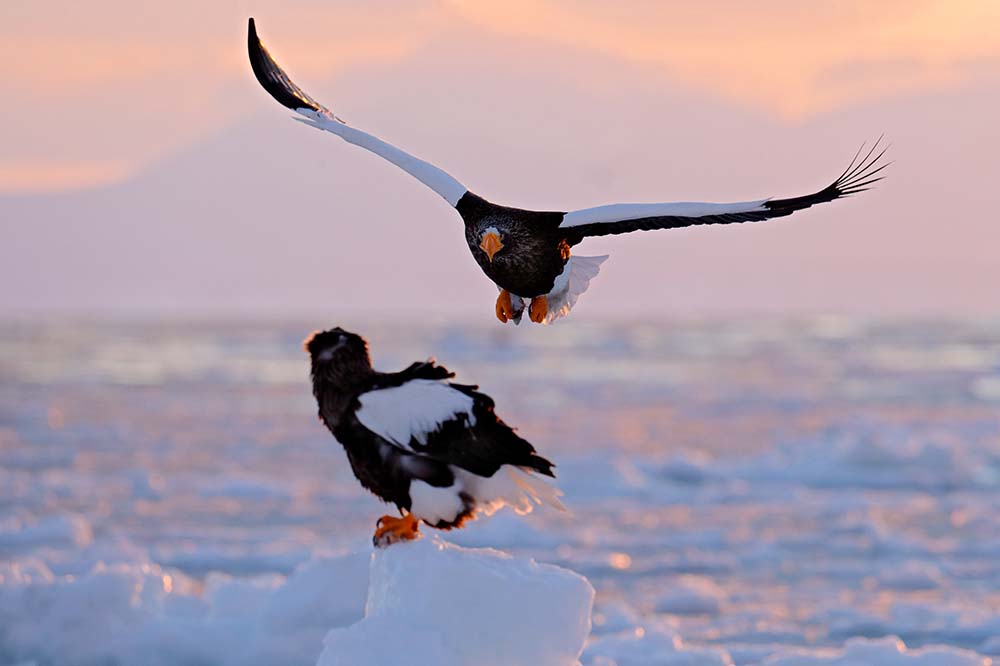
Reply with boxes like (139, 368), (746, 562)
(877, 560), (945, 591)
(0, 550), (371, 666)
(0, 513), (93, 551)
(317, 536), (595, 666)
(582, 625), (732, 666)
(652, 575), (725, 616)
(590, 600), (645, 636)
(762, 635), (990, 665)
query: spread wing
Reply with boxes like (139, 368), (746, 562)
(559, 139), (889, 240)
(354, 375), (553, 478)
(247, 18), (470, 207)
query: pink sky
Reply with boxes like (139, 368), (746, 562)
(1, 1), (999, 319)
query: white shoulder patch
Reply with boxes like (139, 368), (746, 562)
(357, 379), (476, 450)
(560, 199), (769, 228)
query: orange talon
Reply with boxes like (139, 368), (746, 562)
(495, 289), (514, 323)
(529, 295), (548, 323)
(373, 513), (420, 548)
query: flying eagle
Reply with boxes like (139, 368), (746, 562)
(305, 327), (563, 546)
(249, 18), (888, 325)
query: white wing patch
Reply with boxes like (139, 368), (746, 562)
(294, 109), (468, 207)
(357, 379), (476, 450)
(560, 200), (769, 228)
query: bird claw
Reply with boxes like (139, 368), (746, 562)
(495, 290), (514, 323)
(373, 514), (421, 548)
(529, 296), (548, 323)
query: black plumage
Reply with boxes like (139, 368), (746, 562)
(305, 327), (559, 545)
(457, 193), (568, 301)
(249, 18), (888, 325)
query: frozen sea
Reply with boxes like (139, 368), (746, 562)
(2, 317), (999, 665)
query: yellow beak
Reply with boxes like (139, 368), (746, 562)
(479, 231), (504, 262)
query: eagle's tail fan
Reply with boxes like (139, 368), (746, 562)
(506, 466), (567, 513)
(474, 466), (567, 516)
(543, 254), (609, 324)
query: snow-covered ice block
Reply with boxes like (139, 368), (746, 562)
(317, 536), (595, 666)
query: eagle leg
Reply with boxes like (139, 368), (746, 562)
(373, 512), (421, 548)
(529, 295), (548, 323)
(495, 289), (515, 323)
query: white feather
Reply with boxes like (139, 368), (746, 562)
(560, 199), (769, 228)
(504, 467), (567, 513)
(506, 255), (608, 326)
(409, 479), (468, 526)
(357, 380), (475, 450)
(540, 254), (609, 324)
(510, 294), (527, 324)
(293, 109), (468, 207)
(460, 466), (566, 516)
(408, 466), (566, 525)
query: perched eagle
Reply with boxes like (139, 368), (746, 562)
(305, 327), (563, 546)
(249, 19), (887, 325)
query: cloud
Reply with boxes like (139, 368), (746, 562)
(2, 1), (997, 195)
(447, 0), (1000, 118)
(0, 159), (132, 194)
(0, 1), (444, 193)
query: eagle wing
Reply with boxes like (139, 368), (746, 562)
(248, 18), (470, 207)
(559, 139), (889, 240)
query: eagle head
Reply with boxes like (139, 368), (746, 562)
(304, 327), (372, 379)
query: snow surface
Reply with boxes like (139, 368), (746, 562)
(2, 319), (999, 665)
